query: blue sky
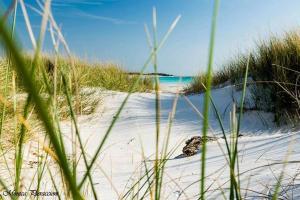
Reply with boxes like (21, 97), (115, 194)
(2, 0), (300, 75)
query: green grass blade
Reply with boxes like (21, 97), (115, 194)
(61, 73), (98, 199)
(0, 19), (83, 199)
(47, 165), (62, 200)
(19, 0), (36, 48)
(198, 82), (231, 160)
(122, 140), (183, 199)
(236, 54), (249, 143)
(157, 93), (179, 197)
(230, 54), (249, 200)
(151, 7), (162, 200)
(78, 14), (181, 189)
(200, 0), (220, 199)
(271, 136), (295, 200)
(209, 96), (231, 159)
(0, 60), (10, 139)
(10, 0), (17, 37)
(15, 0), (52, 192)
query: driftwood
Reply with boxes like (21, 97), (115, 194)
(182, 136), (218, 156)
(182, 134), (243, 157)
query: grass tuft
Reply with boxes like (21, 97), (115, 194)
(186, 31), (300, 124)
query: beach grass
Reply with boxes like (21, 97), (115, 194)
(2, 55), (153, 93)
(0, 54), (153, 145)
(200, 0), (219, 199)
(2, 0), (182, 198)
(0, 0), (297, 199)
(0, 1), (157, 198)
(186, 31), (300, 124)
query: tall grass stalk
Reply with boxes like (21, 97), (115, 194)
(61, 73), (98, 199)
(14, 0), (52, 193)
(4, 0), (19, 193)
(151, 7), (163, 200)
(0, 0), (17, 139)
(208, 94), (242, 198)
(138, 137), (154, 199)
(36, 1), (52, 195)
(183, 92), (233, 168)
(78, 14), (181, 189)
(183, 88), (247, 199)
(0, 2), (271, 198)
(122, 140), (184, 199)
(157, 92), (179, 197)
(271, 136), (295, 200)
(143, 17), (179, 198)
(230, 54), (249, 200)
(19, 0), (36, 49)
(0, 16), (83, 199)
(48, 166), (62, 200)
(26, 1), (71, 54)
(200, 0), (220, 199)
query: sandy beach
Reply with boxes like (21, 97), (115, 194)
(53, 83), (300, 199)
(0, 82), (299, 199)
(2, 1), (300, 199)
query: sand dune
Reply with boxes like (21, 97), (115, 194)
(2, 84), (299, 199)
(56, 84), (299, 199)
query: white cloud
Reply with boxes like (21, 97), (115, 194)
(49, 0), (136, 25)
(51, 0), (115, 7)
(76, 11), (137, 25)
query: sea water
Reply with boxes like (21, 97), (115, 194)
(158, 76), (193, 84)
(157, 76), (194, 92)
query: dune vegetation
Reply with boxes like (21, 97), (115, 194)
(186, 31), (300, 124)
(1, 55), (153, 93)
(0, 0), (299, 199)
(0, 54), (152, 148)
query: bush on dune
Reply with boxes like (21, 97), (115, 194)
(186, 31), (300, 124)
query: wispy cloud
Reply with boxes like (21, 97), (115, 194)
(51, 0), (117, 8)
(20, 0), (135, 25)
(76, 11), (137, 25)
(49, 0), (136, 25)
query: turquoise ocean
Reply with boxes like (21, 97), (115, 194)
(158, 76), (193, 84)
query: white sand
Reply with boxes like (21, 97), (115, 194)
(2, 83), (300, 199)
(60, 83), (300, 199)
